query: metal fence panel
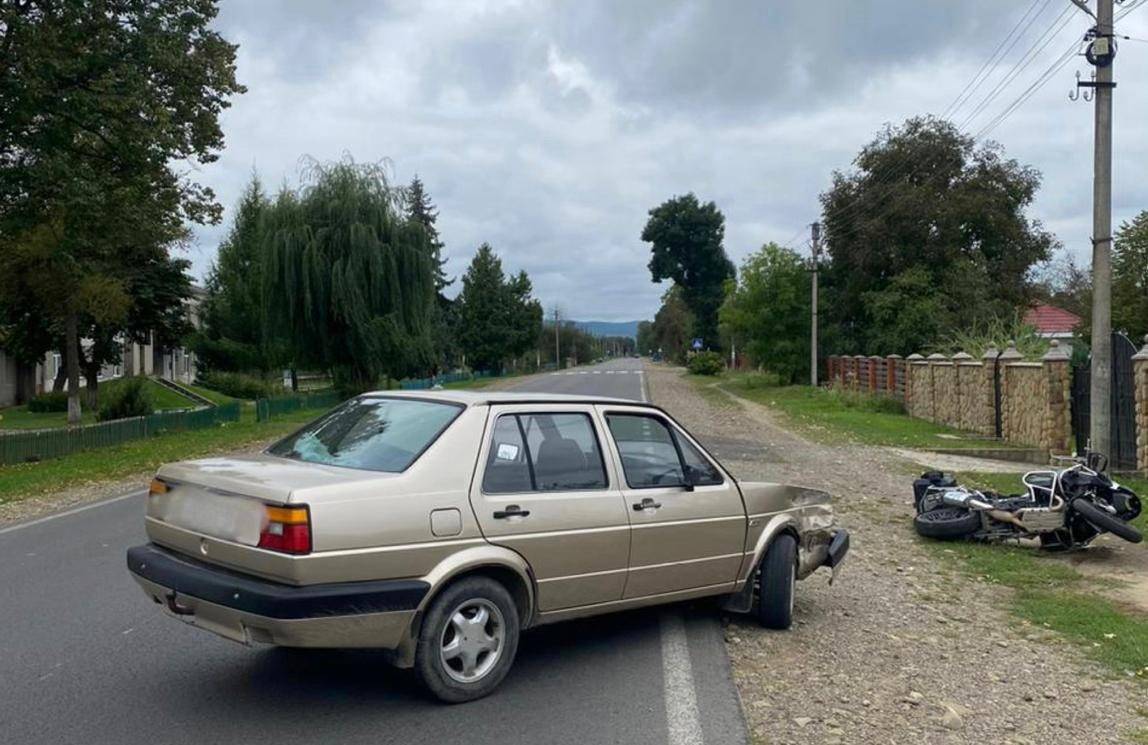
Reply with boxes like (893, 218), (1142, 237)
(0, 402), (242, 466)
(255, 390), (342, 422)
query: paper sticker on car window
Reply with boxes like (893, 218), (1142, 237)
(496, 442), (520, 461)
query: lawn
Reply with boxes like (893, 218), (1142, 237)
(922, 470), (1148, 683)
(182, 383), (240, 406)
(0, 405), (326, 506)
(923, 539), (1148, 683)
(0, 378), (202, 430)
(710, 372), (1012, 450)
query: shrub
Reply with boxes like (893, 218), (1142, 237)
(687, 351), (725, 376)
(98, 377), (154, 421)
(27, 391), (69, 412)
(198, 371), (277, 400)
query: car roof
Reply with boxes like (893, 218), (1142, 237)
(359, 389), (651, 408)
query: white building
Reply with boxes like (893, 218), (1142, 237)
(0, 286), (204, 407)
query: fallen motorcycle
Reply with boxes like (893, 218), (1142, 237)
(912, 452), (1142, 549)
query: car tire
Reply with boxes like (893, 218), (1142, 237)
(414, 576), (520, 703)
(913, 507), (980, 540)
(757, 533), (796, 630)
(1072, 498), (1143, 544)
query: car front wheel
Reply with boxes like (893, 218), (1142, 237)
(757, 533), (796, 629)
(414, 576), (520, 703)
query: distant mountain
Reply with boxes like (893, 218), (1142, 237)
(573, 320), (643, 339)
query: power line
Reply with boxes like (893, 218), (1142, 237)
(958, 4), (1075, 131)
(941, 0), (1051, 121)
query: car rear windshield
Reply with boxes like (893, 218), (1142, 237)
(268, 397), (463, 473)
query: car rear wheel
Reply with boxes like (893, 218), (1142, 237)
(757, 533), (796, 630)
(414, 576), (520, 703)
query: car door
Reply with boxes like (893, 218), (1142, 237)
(601, 407), (746, 599)
(470, 404), (631, 612)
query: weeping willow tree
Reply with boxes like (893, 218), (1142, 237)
(262, 159), (436, 391)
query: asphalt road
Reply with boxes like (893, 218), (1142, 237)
(0, 357), (748, 745)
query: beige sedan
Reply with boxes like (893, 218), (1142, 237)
(127, 391), (848, 702)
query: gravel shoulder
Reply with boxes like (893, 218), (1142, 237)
(646, 363), (1146, 745)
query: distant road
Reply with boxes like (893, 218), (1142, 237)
(0, 357), (747, 745)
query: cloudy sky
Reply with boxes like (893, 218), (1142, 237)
(187, 0), (1148, 323)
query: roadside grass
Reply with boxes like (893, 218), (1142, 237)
(925, 471), (1148, 683)
(709, 372), (1009, 450)
(182, 383), (241, 406)
(0, 406), (326, 506)
(924, 539), (1148, 682)
(0, 378), (203, 430)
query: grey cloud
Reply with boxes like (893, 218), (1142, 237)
(187, 0), (1148, 322)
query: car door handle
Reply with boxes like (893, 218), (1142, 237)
(493, 505), (531, 519)
(632, 498), (662, 511)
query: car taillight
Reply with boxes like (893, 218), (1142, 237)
(259, 505), (312, 555)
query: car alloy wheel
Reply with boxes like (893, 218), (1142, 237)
(439, 598), (505, 683)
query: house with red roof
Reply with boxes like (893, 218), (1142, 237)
(1023, 303), (1082, 341)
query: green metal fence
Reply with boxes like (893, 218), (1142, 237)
(254, 390), (343, 422)
(0, 402), (242, 466)
(400, 370), (492, 390)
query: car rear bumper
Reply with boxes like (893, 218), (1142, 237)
(126, 543), (427, 648)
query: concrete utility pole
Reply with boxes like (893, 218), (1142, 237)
(1079, 0), (1116, 458)
(810, 221), (821, 388)
(552, 307), (561, 369)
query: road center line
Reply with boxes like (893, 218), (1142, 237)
(0, 490), (144, 536)
(661, 613), (705, 745)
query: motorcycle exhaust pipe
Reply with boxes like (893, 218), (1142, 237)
(941, 491), (1032, 532)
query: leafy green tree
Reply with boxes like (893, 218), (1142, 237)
(457, 244), (542, 373)
(1113, 210), (1148, 340)
(651, 286), (694, 363)
(636, 321), (655, 356)
(821, 116), (1055, 355)
(262, 159), (436, 392)
(405, 176), (451, 291)
(641, 194), (735, 348)
(197, 174), (277, 374)
(506, 270), (543, 363)
(405, 175), (459, 372)
(719, 243), (810, 383)
(0, 0), (243, 421)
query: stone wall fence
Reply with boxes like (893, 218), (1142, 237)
(1134, 335), (1148, 473)
(825, 339), (1085, 456)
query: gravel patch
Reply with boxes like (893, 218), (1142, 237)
(647, 364), (1145, 745)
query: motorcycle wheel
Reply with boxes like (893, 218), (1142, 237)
(913, 507), (980, 540)
(1071, 498), (1143, 544)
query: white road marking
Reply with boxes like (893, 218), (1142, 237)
(660, 613), (705, 745)
(0, 490), (144, 536)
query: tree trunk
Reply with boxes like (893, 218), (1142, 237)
(65, 313), (81, 425)
(52, 344), (67, 392)
(83, 361), (100, 411)
(290, 368), (298, 392)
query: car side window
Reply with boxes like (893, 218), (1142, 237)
(677, 434), (723, 486)
(483, 413), (608, 493)
(606, 413), (723, 488)
(482, 416), (534, 494)
(606, 414), (685, 488)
